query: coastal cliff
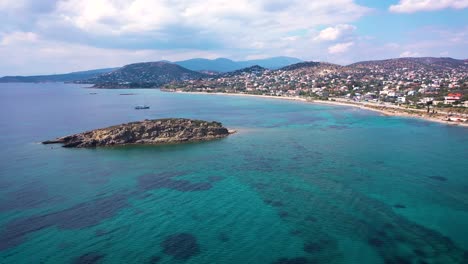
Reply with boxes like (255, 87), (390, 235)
(43, 118), (234, 148)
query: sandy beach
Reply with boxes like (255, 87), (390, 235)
(172, 91), (468, 128)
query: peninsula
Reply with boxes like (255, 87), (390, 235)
(42, 118), (234, 148)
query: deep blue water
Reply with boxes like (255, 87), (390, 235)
(0, 83), (467, 264)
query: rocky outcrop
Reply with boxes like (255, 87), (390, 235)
(43, 118), (234, 148)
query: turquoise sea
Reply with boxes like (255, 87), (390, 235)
(0, 83), (467, 264)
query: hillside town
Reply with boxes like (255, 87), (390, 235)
(164, 58), (468, 122)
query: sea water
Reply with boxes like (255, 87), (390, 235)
(0, 83), (467, 263)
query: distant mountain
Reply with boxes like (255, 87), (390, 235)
(90, 61), (206, 88)
(175, 56), (302, 72)
(238, 56), (303, 69)
(175, 58), (241, 73)
(0, 68), (118, 83)
(0, 56), (302, 83)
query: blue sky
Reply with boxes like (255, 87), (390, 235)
(0, 0), (467, 75)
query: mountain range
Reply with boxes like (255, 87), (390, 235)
(0, 56), (302, 83)
(0, 57), (466, 87)
(175, 56), (302, 72)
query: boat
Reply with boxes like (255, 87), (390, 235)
(135, 105), (150, 110)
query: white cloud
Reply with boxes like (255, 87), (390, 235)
(390, 0), (468, 13)
(0, 1), (466, 74)
(440, 51), (449, 56)
(0, 31), (38, 45)
(328, 42), (354, 54)
(385, 43), (401, 49)
(41, 0), (371, 49)
(0, 31), (222, 75)
(55, 0), (179, 34)
(0, 0), (27, 9)
(399, 51), (420, 57)
(48, 0), (370, 36)
(315, 24), (356, 41)
(0, 0), (376, 74)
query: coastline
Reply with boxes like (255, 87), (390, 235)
(172, 91), (468, 128)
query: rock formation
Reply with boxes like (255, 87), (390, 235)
(43, 118), (234, 148)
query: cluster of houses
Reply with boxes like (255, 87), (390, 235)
(166, 60), (467, 108)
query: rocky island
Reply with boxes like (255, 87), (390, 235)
(42, 118), (234, 148)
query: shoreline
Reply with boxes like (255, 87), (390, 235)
(172, 91), (468, 128)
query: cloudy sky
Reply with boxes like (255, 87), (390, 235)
(0, 0), (467, 75)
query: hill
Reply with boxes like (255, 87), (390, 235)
(222, 65), (267, 77)
(280, 61), (322, 71)
(0, 56), (302, 83)
(0, 68), (118, 83)
(90, 62), (206, 88)
(348, 57), (467, 70)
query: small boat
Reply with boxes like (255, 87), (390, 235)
(135, 105), (150, 110)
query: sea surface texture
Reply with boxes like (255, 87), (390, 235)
(0, 83), (467, 264)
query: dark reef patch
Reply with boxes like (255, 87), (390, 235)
(207, 176), (224, 182)
(264, 200), (284, 207)
(50, 193), (129, 229)
(395, 235), (407, 243)
(94, 227), (123, 237)
(273, 257), (313, 264)
(161, 233), (200, 260)
(383, 223), (394, 229)
(0, 193), (128, 251)
(368, 237), (385, 247)
(290, 230), (303, 236)
(428, 176), (447, 182)
(138, 172), (212, 192)
(0, 182), (56, 213)
(218, 232), (230, 242)
(305, 216), (317, 222)
(253, 182), (270, 190)
(384, 256), (412, 264)
(303, 240), (333, 254)
(393, 204), (406, 209)
(72, 252), (105, 264)
(148, 256), (162, 263)
(377, 230), (388, 237)
(412, 249), (426, 258)
(94, 229), (111, 237)
(278, 211), (289, 218)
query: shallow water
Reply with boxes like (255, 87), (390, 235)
(0, 83), (467, 263)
